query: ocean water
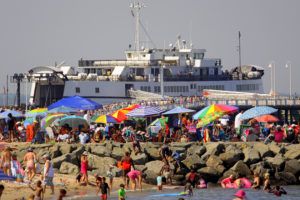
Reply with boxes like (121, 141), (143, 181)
(65, 186), (300, 200)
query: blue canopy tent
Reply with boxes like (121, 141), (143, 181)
(48, 96), (102, 110)
(48, 106), (79, 114)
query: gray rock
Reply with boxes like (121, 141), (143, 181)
(49, 144), (61, 159)
(170, 147), (186, 154)
(123, 142), (134, 153)
(144, 148), (161, 160)
(52, 154), (70, 169)
(170, 142), (193, 149)
(250, 162), (269, 177)
(59, 162), (79, 174)
(145, 160), (165, 175)
(206, 155), (223, 168)
(215, 165), (226, 174)
(59, 143), (73, 154)
(91, 166), (122, 177)
(111, 147), (124, 160)
(284, 159), (300, 176)
(205, 142), (225, 156)
(269, 142), (282, 155)
(285, 149), (300, 160)
(91, 146), (112, 157)
(198, 167), (220, 183)
(243, 148), (261, 165)
(277, 172), (297, 184)
(88, 155), (116, 170)
(131, 153), (148, 165)
(222, 169), (239, 180)
(219, 152), (242, 168)
(182, 154), (206, 169)
(187, 145), (206, 156)
(265, 154), (285, 169)
(230, 160), (251, 177)
(253, 143), (273, 158)
(285, 144), (300, 151)
(134, 165), (147, 172)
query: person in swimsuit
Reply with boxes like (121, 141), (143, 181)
(127, 169), (142, 191)
(221, 174), (235, 188)
(160, 159), (172, 185)
(97, 177), (110, 200)
(28, 180), (43, 200)
(252, 172), (261, 189)
(263, 173), (271, 191)
(233, 189), (246, 200)
(42, 154), (55, 195)
(23, 147), (36, 181)
(1, 147), (12, 176)
(120, 152), (134, 188)
(80, 151), (89, 185)
(185, 169), (197, 188)
(270, 185), (287, 196)
(106, 165), (114, 189)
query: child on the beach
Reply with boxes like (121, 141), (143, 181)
(106, 165), (114, 189)
(28, 180), (43, 200)
(97, 177), (110, 200)
(157, 173), (163, 191)
(184, 182), (193, 196)
(96, 176), (102, 187)
(58, 189), (67, 200)
(118, 184), (126, 200)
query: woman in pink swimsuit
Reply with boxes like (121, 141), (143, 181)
(127, 169), (142, 191)
(80, 151), (89, 185)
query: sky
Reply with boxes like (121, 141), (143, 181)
(0, 0), (299, 96)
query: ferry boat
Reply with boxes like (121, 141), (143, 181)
(25, 3), (264, 107)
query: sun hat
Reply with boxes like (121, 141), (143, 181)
(42, 154), (50, 159)
(28, 147), (33, 152)
(82, 151), (88, 156)
(234, 189), (246, 198)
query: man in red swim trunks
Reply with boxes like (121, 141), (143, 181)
(96, 177), (110, 200)
(120, 152), (134, 188)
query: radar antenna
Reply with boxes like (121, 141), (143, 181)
(130, 2), (145, 51)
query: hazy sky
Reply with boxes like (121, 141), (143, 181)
(0, 0), (299, 95)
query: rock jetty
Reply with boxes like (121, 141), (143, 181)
(11, 142), (300, 186)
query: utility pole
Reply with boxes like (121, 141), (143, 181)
(238, 31), (242, 72)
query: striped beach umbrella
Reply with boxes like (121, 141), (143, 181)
(240, 106), (278, 120)
(26, 108), (48, 118)
(193, 104), (238, 120)
(126, 106), (164, 118)
(94, 115), (118, 124)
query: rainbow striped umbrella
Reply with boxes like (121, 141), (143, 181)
(112, 109), (129, 122)
(41, 113), (67, 128)
(193, 104), (238, 120)
(94, 115), (118, 124)
(26, 108), (48, 118)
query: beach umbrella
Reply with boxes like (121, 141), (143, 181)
(41, 113), (67, 128)
(48, 95), (102, 110)
(111, 110), (129, 122)
(254, 114), (279, 123)
(94, 115), (118, 124)
(240, 106), (278, 120)
(58, 115), (88, 129)
(0, 170), (15, 181)
(196, 112), (224, 127)
(126, 106), (164, 118)
(163, 106), (195, 115)
(122, 104), (141, 111)
(47, 106), (78, 114)
(0, 110), (23, 119)
(193, 104), (238, 120)
(25, 108), (48, 118)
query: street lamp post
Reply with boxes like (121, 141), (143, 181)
(285, 62), (292, 99)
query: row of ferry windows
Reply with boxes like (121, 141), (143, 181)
(74, 84), (258, 94)
(75, 87), (100, 93)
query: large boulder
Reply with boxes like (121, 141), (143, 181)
(170, 142), (193, 149)
(205, 142), (225, 156)
(131, 153), (148, 165)
(198, 167), (220, 183)
(87, 155), (117, 176)
(277, 172), (297, 184)
(284, 159), (300, 176)
(91, 146), (112, 157)
(187, 145), (206, 157)
(182, 154), (206, 169)
(144, 161), (165, 184)
(230, 160), (251, 177)
(59, 162), (79, 174)
(285, 144), (300, 151)
(222, 169), (239, 180)
(206, 155), (223, 168)
(111, 147), (124, 160)
(253, 143), (273, 158)
(243, 148), (261, 165)
(265, 154), (285, 169)
(144, 148), (161, 160)
(219, 152), (242, 168)
(59, 144), (73, 154)
(269, 142), (282, 155)
(49, 144), (61, 159)
(134, 165), (147, 172)
(284, 149), (300, 160)
(170, 147), (186, 154)
(52, 154), (70, 169)
(250, 162), (269, 177)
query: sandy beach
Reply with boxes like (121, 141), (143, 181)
(1, 174), (155, 200)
